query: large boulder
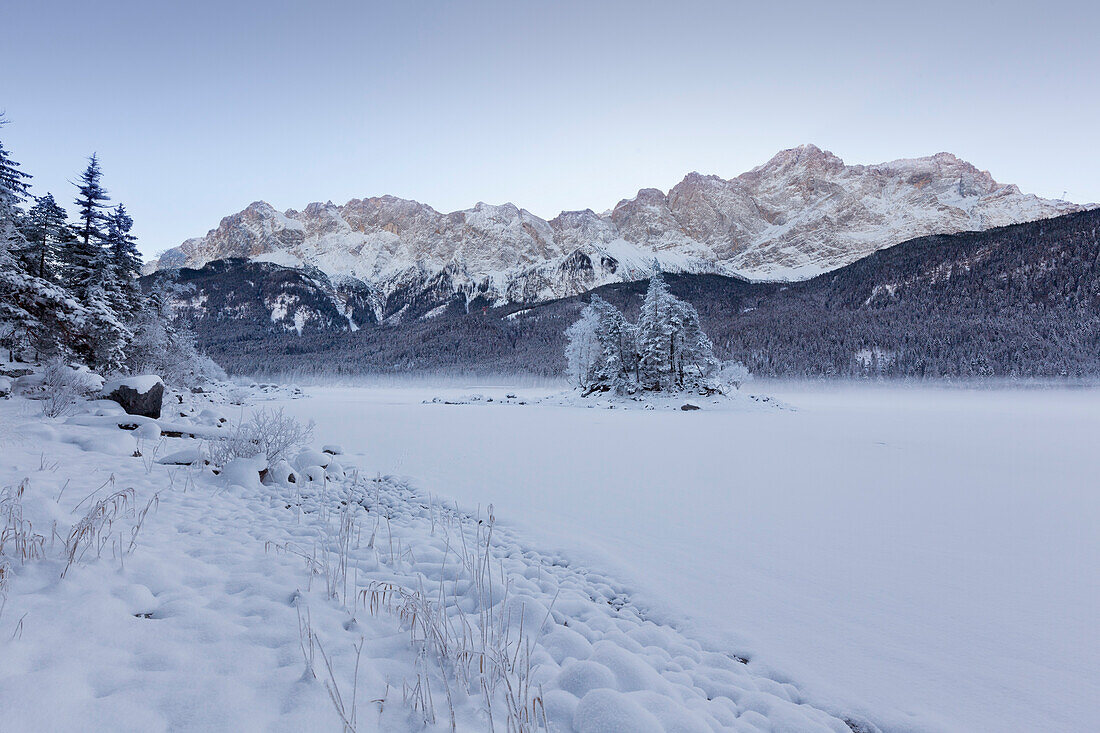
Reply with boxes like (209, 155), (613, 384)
(101, 375), (165, 418)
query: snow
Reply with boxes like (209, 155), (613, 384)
(3, 377), (1097, 731)
(262, 382), (1100, 733)
(101, 374), (163, 395)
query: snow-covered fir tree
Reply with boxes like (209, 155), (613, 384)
(668, 296), (720, 392)
(564, 272), (722, 396)
(18, 193), (69, 280)
(0, 117), (221, 382)
(0, 125), (87, 361)
(635, 270), (678, 391)
(68, 154), (110, 300)
(105, 203), (142, 314)
(0, 120), (32, 252)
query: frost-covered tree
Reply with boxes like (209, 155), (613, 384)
(128, 276), (224, 385)
(717, 360), (752, 391)
(565, 302), (601, 392)
(565, 296), (639, 395)
(635, 271), (679, 391)
(18, 193), (69, 280)
(589, 296), (636, 393)
(565, 274), (721, 396)
(68, 154), (110, 300)
(105, 203), (142, 314)
(0, 121), (87, 362)
(670, 296), (719, 391)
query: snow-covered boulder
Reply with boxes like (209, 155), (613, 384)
(0, 376), (11, 397)
(85, 399), (128, 416)
(260, 459), (297, 487)
(294, 449), (330, 471)
(101, 375), (165, 418)
(61, 429), (137, 457)
(156, 446), (205, 466)
(324, 459), (344, 481)
(132, 422), (162, 441)
(14, 373), (45, 393)
(222, 457), (264, 490)
(300, 465), (327, 485)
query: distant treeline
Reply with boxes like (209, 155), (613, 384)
(166, 209), (1100, 379)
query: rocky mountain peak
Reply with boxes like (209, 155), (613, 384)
(148, 146), (1089, 309)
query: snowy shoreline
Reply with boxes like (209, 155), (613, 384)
(0, 378), (880, 732)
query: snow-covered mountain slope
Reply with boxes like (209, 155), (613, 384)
(148, 145), (1086, 307)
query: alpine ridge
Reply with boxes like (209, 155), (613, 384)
(148, 145), (1086, 317)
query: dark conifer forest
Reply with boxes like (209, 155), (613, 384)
(160, 209), (1100, 379)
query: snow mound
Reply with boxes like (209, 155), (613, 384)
(101, 375), (163, 395)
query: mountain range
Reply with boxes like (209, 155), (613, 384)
(155, 209), (1100, 379)
(148, 145), (1085, 326)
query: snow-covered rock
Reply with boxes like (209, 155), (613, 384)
(14, 373), (45, 393)
(294, 449), (330, 471)
(132, 422), (162, 441)
(101, 375), (165, 418)
(156, 446), (205, 466)
(221, 456), (265, 489)
(300, 465), (327, 485)
(260, 459), (297, 487)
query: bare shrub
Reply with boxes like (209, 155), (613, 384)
(41, 359), (92, 418)
(209, 407), (314, 466)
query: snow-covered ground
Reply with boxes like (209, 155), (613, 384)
(2, 378), (1097, 731)
(260, 382), (1100, 733)
(0, 378), (869, 732)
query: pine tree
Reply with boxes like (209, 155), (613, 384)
(105, 203), (141, 314)
(589, 296), (635, 394)
(0, 119), (86, 362)
(18, 193), (69, 280)
(0, 123), (36, 359)
(636, 270), (677, 391)
(83, 253), (131, 373)
(0, 118), (32, 253)
(671, 297), (719, 391)
(68, 154), (110, 299)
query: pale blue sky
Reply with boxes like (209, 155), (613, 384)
(3, 0), (1097, 258)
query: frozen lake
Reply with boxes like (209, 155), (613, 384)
(270, 383), (1100, 732)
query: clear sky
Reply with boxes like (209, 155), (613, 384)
(3, 0), (1097, 258)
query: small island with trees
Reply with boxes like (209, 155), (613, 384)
(565, 269), (749, 399)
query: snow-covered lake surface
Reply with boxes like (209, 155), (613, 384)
(269, 383), (1100, 732)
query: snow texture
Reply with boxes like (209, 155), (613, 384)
(265, 382), (1100, 733)
(1, 379), (873, 732)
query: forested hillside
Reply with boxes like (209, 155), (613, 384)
(170, 209), (1100, 379)
(0, 118), (219, 383)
